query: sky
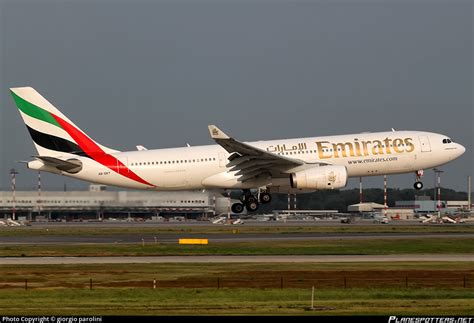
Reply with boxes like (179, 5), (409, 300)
(0, 0), (472, 192)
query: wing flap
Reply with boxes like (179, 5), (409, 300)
(239, 169), (271, 182)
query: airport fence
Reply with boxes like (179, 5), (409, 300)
(1, 274), (473, 290)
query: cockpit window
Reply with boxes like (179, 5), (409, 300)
(442, 138), (453, 144)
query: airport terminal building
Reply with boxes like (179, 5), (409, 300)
(0, 185), (233, 221)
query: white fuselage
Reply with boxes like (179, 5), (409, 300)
(61, 130), (464, 191)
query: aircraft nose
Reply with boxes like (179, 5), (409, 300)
(458, 143), (466, 156)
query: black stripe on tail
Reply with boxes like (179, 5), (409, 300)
(26, 125), (90, 158)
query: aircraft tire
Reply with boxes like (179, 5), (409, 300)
(231, 203), (244, 214)
(259, 192), (272, 204)
(246, 196), (257, 204)
(414, 181), (423, 190)
(246, 200), (259, 212)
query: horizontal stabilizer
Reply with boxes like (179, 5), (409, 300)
(34, 156), (83, 173)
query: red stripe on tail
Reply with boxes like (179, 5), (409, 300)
(51, 114), (154, 187)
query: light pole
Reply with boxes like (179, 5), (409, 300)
(227, 193), (231, 224)
(37, 171), (42, 219)
(468, 176), (471, 212)
(433, 169), (444, 219)
(10, 169), (19, 220)
(287, 193), (291, 214)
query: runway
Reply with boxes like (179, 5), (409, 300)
(0, 232), (472, 244)
(1, 254), (472, 264)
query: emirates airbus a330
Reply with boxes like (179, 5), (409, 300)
(10, 87), (466, 213)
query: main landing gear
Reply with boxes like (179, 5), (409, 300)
(231, 189), (272, 213)
(414, 170), (424, 190)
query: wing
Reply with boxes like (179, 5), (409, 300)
(208, 125), (305, 182)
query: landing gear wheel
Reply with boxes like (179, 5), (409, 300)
(231, 203), (244, 214)
(414, 181), (423, 190)
(240, 190), (252, 203)
(259, 192), (272, 204)
(246, 200), (259, 212)
(246, 196), (257, 204)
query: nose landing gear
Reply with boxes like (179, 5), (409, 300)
(414, 170), (424, 190)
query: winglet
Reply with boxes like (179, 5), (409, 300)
(208, 125), (230, 139)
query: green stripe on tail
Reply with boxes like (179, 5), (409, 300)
(10, 90), (62, 128)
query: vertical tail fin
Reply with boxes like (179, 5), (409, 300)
(10, 87), (118, 157)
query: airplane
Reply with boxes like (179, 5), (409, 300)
(9, 87), (466, 213)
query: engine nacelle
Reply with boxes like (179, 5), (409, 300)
(290, 165), (348, 190)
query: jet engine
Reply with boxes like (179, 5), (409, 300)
(290, 165), (348, 190)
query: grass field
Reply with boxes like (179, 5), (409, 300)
(0, 262), (472, 315)
(1, 262), (473, 290)
(0, 224), (473, 237)
(0, 288), (472, 315)
(0, 237), (472, 257)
